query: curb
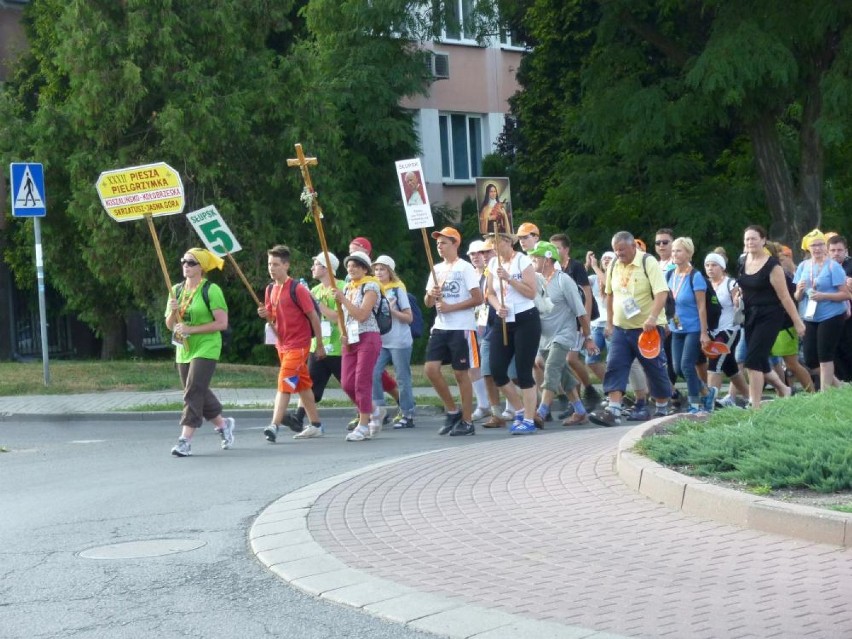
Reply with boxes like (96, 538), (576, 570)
(615, 415), (852, 547)
(250, 451), (630, 639)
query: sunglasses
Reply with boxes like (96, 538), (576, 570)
(655, 240), (671, 246)
(519, 234), (537, 241)
(180, 259), (200, 267)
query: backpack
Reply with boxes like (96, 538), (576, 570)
(665, 268), (722, 331)
(360, 284), (393, 335)
(176, 280), (232, 348)
(406, 292), (424, 339)
(265, 280), (320, 337)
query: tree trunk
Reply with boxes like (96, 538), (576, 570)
(99, 314), (127, 360)
(0, 174), (11, 361)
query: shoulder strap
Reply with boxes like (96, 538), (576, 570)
(201, 280), (212, 314)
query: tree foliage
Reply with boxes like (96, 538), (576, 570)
(0, 0), (434, 359)
(499, 0), (852, 256)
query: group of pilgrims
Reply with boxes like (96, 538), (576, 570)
(162, 223), (852, 456)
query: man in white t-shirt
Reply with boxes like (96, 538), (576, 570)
(424, 227), (483, 436)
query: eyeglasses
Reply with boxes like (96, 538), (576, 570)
(180, 259), (200, 267)
(655, 240), (671, 246)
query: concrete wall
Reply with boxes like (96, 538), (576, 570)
(0, 5), (28, 82)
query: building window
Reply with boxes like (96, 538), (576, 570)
(440, 0), (476, 43)
(439, 113), (482, 181)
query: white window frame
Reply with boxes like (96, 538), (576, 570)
(439, 0), (479, 45)
(439, 112), (483, 184)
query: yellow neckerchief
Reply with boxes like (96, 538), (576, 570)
(346, 275), (382, 300)
(380, 280), (407, 295)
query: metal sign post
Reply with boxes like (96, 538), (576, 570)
(10, 162), (49, 385)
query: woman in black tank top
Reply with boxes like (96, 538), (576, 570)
(736, 226), (805, 409)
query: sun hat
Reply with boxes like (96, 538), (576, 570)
(638, 329), (661, 359)
(344, 251), (372, 273)
(372, 255), (396, 271)
(527, 241), (559, 260)
(312, 252), (339, 274)
(601, 251), (616, 262)
(431, 227), (461, 244)
(517, 222), (540, 237)
(467, 239), (490, 254)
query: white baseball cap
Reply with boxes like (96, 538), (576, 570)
(467, 240), (491, 254)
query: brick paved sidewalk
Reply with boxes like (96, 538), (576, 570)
(307, 429), (852, 639)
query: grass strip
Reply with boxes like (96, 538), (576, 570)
(635, 387), (852, 493)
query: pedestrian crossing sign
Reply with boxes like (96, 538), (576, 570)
(9, 162), (47, 217)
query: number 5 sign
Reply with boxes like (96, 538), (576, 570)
(186, 205), (241, 256)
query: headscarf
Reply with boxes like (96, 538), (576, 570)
(187, 248), (224, 273)
(800, 229), (826, 252)
(704, 253), (726, 270)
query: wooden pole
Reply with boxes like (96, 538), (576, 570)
(225, 253), (261, 307)
(287, 144), (347, 340)
(145, 214), (174, 297)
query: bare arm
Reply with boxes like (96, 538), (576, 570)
(769, 265), (806, 336)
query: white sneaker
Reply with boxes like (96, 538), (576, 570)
(346, 425), (371, 441)
(218, 417), (236, 449)
(293, 424), (322, 439)
(368, 407), (387, 438)
(471, 407), (490, 422)
(500, 409), (515, 420)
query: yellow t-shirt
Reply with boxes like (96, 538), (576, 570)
(605, 252), (668, 329)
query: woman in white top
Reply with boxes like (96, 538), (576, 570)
(703, 252), (749, 406)
(484, 232), (541, 435)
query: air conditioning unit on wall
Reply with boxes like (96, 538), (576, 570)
(428, 52), (450, 79)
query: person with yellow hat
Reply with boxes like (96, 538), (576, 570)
(792, 229), (850, 391)
(165, 248), (235, 457)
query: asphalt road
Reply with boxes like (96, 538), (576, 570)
(0, 413), (506, 639)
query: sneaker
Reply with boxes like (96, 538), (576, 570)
(500, 408), (515, 421)
(583, 386), (602, 410)
(562, 412), (589, 426)
(510, 419), (537, 435)
(392, 409), (404, 425)
(702, 387), (718, 413)
(718, 395), (737, 409)
(218, 417), (236, 449)
(439, 411), (463, 435)
(368, 419), (383, 439)
(263, 423), (279, 443)
(283, 412), (304, 433)
(371, 406), (388, 431)
(449, 420), (475, 436)
(293, 424), (322, 439)
(471, 406), (491, 422)
(482, 414), (506, 428)
(347, 414), (360, 431)
(588, 409), (621, 427)
(626, 407), (650, 422)
(346, 425), (371, 441)
(686, 406), (707, 416)
(383, 410), (392, 425)
(393, 416), (415, 429)
(171, 438), (191, 457)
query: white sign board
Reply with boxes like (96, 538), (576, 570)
(186, 205), (242, 256)
(395, 158), (434, 230)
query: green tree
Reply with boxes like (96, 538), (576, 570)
(1, 0), (434, 359)
(500, 0), (852, 252)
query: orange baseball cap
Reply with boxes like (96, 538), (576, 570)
(638, 329), (661, 359)
(431, 226), (461, 244)
(517, 222), (540, 237)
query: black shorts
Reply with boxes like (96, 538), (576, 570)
(425, 328), (479, 371)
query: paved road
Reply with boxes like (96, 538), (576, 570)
(0, 413), (475, 639)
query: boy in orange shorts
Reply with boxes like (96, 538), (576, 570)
(257, 245), (325, 441)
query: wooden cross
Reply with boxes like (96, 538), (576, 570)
(287, 143), (347, 340)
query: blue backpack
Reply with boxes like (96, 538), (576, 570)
(407, 292), (424, 339)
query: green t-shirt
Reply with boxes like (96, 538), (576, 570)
(310, 281), (345, 356)
(165, 280), (228, 364)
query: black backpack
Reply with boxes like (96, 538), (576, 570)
(264, 280), (321, 337)
(175, 280), (232, 348)
(361, 284), (392, 335)
(665, 268), (722, 331)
